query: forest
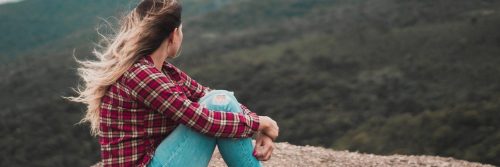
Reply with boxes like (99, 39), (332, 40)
(1, 0), (499, 166)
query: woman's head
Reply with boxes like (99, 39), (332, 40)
(134, 0), (183, 58)
(68, 0), (182, 135)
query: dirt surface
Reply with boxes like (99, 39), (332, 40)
(208, 142), (493, 167)
(92, 141), (494, 167)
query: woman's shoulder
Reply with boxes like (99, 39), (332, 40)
(120, 56), (156, 82)
(120, 56), (175, 86)
(130, 56), (155, 71)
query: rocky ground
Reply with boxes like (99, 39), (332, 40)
(208, 142), (493, 167)
(92, 142), (494, 167)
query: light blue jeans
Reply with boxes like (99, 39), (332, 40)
(147, 90), (263, 167)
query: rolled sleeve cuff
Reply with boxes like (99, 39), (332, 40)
(242, 113), (260, 137)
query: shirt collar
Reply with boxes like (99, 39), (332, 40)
(144, 55), (174, 71)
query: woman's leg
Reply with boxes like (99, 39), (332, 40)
(148, 90), (262, 167)
(148, 124), (216, 167)
(199, 90), (263, 167)
(147, 91), (224, 166)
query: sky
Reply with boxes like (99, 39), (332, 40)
(0, 0), (22, 5)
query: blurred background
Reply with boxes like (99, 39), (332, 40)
(1, 0), (500, 166)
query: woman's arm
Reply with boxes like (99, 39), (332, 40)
(165, 62), (209, 102)
(240, 103), (258, 116)
(168, 63), (258, 116)
(124, 63), (260, 138)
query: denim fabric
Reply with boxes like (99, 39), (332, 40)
(148, 90), (263, 167)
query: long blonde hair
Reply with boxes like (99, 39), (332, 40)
(67, 0), (182, 136)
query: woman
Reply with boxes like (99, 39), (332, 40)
(69, 0), (279, 166)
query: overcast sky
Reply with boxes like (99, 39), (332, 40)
(0, 0), (22, 5)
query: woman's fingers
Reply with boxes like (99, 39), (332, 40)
(264, 145), (273, 160)
(260, 141), (274, 161)
(253, 133), (264, 157)
(257, 145), (271, 160)
(255, 133), (263, 146)
(254, 116), (278, 160)
(255, 135), (274, 161)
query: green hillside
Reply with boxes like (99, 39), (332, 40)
(0, 0), (242, 58)
(0, 0), (135, 57)
(1, 0), (500, 166)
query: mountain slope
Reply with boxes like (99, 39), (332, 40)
(0, 0), (135, 57)
(0, 0), (243, 58)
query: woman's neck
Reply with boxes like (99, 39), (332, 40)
(149, 42), (169, 71)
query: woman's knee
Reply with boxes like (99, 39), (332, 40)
(202, 90), (237, 101)
(199, 90), (241, 113)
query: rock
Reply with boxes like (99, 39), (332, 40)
(92, 141), (494, 167)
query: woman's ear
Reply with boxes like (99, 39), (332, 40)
(167, 28), (178, 43)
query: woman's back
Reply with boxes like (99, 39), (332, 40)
(99, 56), (177, 166)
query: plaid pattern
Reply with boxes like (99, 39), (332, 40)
(99, 56), (260, 167)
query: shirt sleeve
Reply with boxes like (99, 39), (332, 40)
(166, 63), (209, 102)
(124, 63), (260, 138)
(240, 103), (258, 116)
(168, 62), (259, 116)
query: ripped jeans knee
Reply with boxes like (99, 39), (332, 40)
(199, 90), (242, 113)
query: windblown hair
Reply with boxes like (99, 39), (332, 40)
(68, 0), (182, 136)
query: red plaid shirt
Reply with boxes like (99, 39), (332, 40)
(99, 56), (260, 167)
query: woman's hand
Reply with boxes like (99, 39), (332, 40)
(253, 132), (275, 161)
(258, 116), (279, 140)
